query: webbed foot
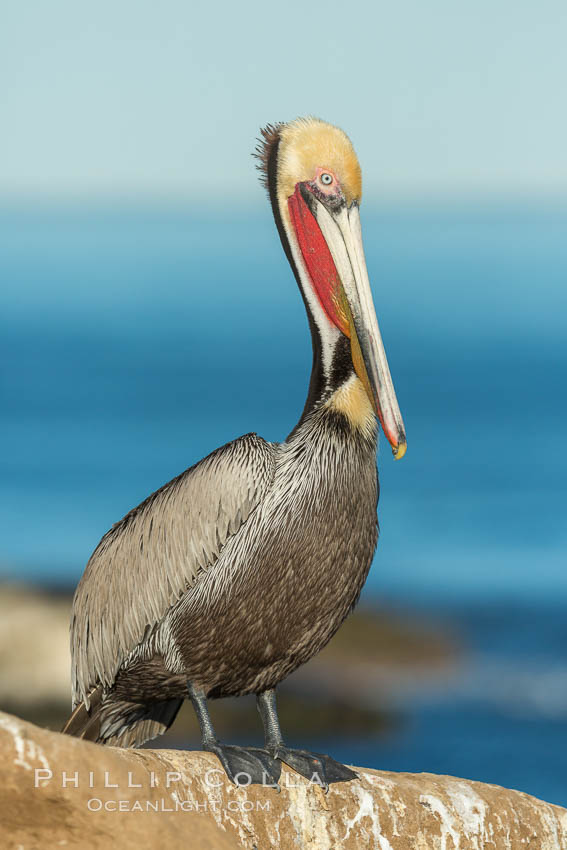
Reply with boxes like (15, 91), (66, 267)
(204, 742), (282, 788)
(269, 746), (358, 789)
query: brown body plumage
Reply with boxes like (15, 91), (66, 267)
(66, 394), (378, 746)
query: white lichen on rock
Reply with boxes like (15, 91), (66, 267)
(1, 710), (566, 850)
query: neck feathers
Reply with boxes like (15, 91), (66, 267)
(290, 340), (377, 443)
(325, 375), (376, 439)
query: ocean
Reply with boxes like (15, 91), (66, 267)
(1, 199), (566, 805)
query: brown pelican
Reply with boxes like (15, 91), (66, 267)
(63, 117), (406, 787)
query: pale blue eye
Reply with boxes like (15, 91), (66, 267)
(320, 173), (333, 186)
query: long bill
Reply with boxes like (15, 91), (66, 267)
(313, 200), (407, 459)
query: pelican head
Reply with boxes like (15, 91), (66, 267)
(256, 117), (406, 459)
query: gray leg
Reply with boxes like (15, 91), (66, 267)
(187, 682), (217, 746)
(256, 689), (358, 789)
(256, 687), (285, 749)
(188, 682), (281, 788)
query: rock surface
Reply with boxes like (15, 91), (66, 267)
(1, 712), (566, 849)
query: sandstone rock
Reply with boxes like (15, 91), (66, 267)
(1, 711), (565, 849)
(0, 585), (71, 708)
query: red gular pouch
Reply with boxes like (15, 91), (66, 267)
(288, 184), (350, 338)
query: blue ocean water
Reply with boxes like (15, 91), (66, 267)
(327, 598), (567, 808)
(1, 200), (566, 804)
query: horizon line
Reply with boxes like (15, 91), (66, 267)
(1, 187), (567, 210)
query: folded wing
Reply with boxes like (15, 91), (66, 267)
(71, 433), (275, 708)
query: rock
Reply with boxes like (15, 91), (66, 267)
(1, 711), (566, 849)
(0, 585), (71, 708)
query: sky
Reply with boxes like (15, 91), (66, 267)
(1, 0), (566, 200)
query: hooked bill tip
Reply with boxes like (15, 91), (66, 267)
(392, 440), (407, 461)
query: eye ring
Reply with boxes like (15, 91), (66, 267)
(320, 172), (333, 186)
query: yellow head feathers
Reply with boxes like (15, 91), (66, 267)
(277, 117), (362, 205)
(255, 117), (362, 206)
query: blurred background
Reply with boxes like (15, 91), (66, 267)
(1, 0), (566, 806)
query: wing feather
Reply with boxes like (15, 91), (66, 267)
(71, 433), (275, 707)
